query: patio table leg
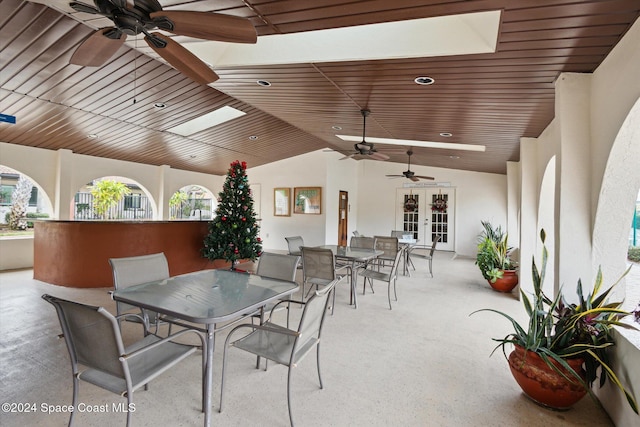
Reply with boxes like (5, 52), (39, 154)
(204, 325), (215, 427)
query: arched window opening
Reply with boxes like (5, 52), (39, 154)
(0, 165), (52, 231)
(169, 185), (216, 220)
(74, 176), (154, 220)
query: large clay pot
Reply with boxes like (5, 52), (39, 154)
(508, 344), (587, 410)
(489, 269), (519, 292)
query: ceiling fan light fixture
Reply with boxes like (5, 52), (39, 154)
(414, 76), (435, 85)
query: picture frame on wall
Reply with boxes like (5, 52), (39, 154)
(273, 187), (291, 216)
(293, 187), (322, 214)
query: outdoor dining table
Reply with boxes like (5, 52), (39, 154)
(315, 244), (383, 309)
(111, 268), (299, 427)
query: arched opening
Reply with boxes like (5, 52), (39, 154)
(592, 97), (640, 346)
(73, 176), (157, 220)
(0, 165), (53, 229)
(169, 185), (216, 220)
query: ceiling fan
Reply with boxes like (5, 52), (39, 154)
(386, 150), (434, 182)
(339, 109), (390, 161)
(68, 0), (257, 84)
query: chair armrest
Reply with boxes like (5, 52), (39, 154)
(115, 312), (150, 335)
(265, 299), (306, 321)
(121, 328), (206, 360)
(225, 323), (300, 347)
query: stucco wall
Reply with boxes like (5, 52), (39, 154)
(0, 237), (33, 270)
(0, 143), (223, 220)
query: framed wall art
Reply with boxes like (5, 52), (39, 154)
(273, 187), (291, 216)
(293, 187), (322, 214)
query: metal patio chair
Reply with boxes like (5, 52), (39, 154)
(358, 248), (404, 309)
(42, 294), (205, 427)
(109, 252), (172, 334)
(253, 252), (301, 327)
(301, 246), (347, 314)
(219, 278), (339, 427)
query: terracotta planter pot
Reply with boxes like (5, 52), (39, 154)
(489, 269), (519, 292)
(508, 344), (587, 410)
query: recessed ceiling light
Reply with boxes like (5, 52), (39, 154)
(332, 125), (342, 131)
(88, 133), (98, 138)
(248, 135), (258, 140)
(440, 132), (453, 137)
(154, 102), (166, 109)
(257, 80), (271, 87)
(414, 76), (435, 85)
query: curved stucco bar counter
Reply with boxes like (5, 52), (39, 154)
(34, 221), (219, 288)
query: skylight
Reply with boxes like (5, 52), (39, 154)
(167, 106), (246, 136)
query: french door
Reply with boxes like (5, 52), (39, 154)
(395, 187), (455, 251)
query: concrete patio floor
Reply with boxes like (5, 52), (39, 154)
(0, 251), (616, 426)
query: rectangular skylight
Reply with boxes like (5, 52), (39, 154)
(168, 106), (246, 136)
(335, 135), (486, 152)
(186, 10), (501, 68)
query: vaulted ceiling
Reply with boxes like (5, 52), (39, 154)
(1, 0), (638, 175)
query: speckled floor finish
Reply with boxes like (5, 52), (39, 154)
(0, 252), (614, 426)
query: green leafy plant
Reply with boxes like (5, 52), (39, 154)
(476, 221), (516, 282)
(472, 229), (638, 413)
(169, 190), (189, 219)
(89, 179), (131, 220)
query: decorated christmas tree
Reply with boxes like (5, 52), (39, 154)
(202, 160), (262, 269)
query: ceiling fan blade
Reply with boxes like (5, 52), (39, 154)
(70, 28), (126, 67)
(385, 174), (404, 178)
(369, 152), (390, 161)
(69, 1), (101, 14)
(409, 176), (420, 182)
(145, 32), (219, 84)
(340, 154), (355, 160)
(415, 175), (435, 180)
(150, 11), (257, 44)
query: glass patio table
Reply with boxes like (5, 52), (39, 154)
(112, 268), (299, 427)
(315, 245), (383, 309)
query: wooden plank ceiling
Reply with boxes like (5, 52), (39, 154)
(0, 0), (638, 175)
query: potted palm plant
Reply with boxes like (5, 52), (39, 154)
(472, 230), (638, 413)
(476, 221), (518, 292)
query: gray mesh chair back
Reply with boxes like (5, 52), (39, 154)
(220, 278), (339, 426)
(301, 246), (342, 313)
(352, 230), (361, 237)
(350, 236), (376, 249)
(301, 246), (336, 287)
(254, 252), (301, 328)
(285, 236), (304, 256)
(42, 294), (203, 427)
(359, 247), (404, 309)
(390, 230), (405, 238)
(373, 236), (399, 269)
(109, 253), (170, 329)
(256, 252), (300, 282)
(426, 234), (441, 277)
